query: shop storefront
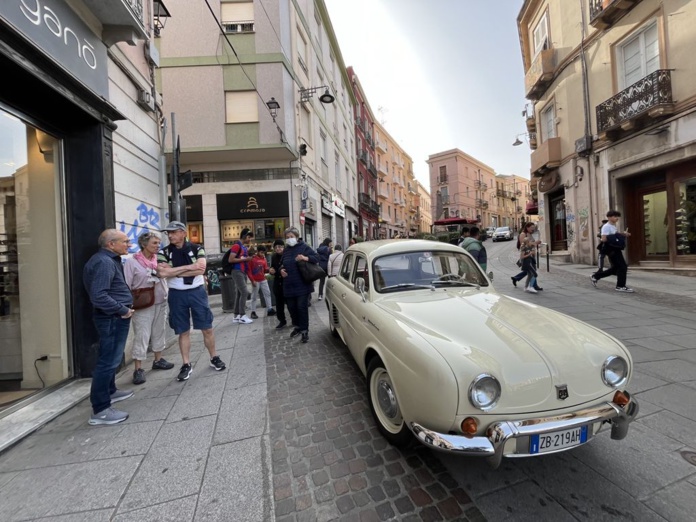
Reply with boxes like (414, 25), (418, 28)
(320, 193), (333, 243)
(0, 1), (125, 413)
(216, 192), (289, 252)
(332, 194), (346, 247)
(621, 161), (696, 267)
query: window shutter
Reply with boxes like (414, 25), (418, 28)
(221, 2), (254, 22)
(225, 91), (258, 123)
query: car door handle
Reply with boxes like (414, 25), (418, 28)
(341, 293), (346, 299)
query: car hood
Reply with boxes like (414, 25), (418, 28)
(375, 290), (630, 414)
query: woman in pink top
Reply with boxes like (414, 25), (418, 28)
(124, 231), (174, 384)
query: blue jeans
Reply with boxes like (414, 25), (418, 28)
(91, 312), (131, 414)
(286, 293), (309, 332)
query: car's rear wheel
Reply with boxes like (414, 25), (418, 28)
(367, 358), (412, 446)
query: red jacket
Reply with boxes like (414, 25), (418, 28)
(246, 256), (268, 282)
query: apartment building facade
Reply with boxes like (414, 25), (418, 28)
(374, 121), (416, 238)
(519, 0), (696, 268)
(415, 180), (433, 235)
(158, 0), (357, 252)
(427, 149), (499, 231)
(0, 0), (166, 431)
(494, 174), (533, 232)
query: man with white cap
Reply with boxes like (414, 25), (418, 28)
(157, 221), (226, 381)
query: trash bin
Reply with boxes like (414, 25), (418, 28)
(219, 273), (236, 313)
(205, 253), (224, 295)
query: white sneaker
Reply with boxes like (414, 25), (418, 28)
(233, 315), (241, 323)
(525, 287), (538, 294)
(615, 287), (635, 293)
(238, 315), (253, 324)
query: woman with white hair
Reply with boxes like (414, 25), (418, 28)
(124, 231), (174, 384)
(279, 226), (319, 343)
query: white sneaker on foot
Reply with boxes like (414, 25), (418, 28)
(238, 315), (253, 324)
(233, 315), (241, 323)
(615, 287), (635, 293)
(525, 287), (538, 294)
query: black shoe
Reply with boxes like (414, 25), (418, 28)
(267, 309), (276, 316)
(511, 277), (517, 287)
(250, 311), (259, 319)
(534, 286), (543, 291)
(133, 368), (146, 385)
(290, 328), (301, 338)
(209, 356), (226, 371)
(152, 358), (175, 370)
(301, 332), (309, 343)
(177, 363), (192, 382)
(275, 321), (287, 329)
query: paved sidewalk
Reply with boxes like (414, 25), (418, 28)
(0, 296), (274, 522)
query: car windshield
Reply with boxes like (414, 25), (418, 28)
(495, 227), (510, 233)
(373, 250), (488, 293)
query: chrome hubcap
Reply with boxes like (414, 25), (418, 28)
(377, 379), (398, 419)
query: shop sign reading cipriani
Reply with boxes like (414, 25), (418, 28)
(0, 0), (109, 98)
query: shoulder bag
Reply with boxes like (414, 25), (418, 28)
(131, 286), (155, 310)
(297, 260), (326, 284)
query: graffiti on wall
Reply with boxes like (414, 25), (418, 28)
(578, 208), (589, 241)
(118, 203), (161, 253)
(565, 204), (575, 245)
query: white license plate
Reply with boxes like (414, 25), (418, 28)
(529, 425), (588, 454)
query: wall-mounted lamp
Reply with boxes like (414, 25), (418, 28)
(512, 133), (528, 146)
(266, 97), (280, 122)
(153, 0), (171, 37)
(299, 86), (335, 104)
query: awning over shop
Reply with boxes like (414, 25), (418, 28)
(432, 217), (478, 226)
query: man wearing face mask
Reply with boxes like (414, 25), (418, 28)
(279, 227), (319, 343)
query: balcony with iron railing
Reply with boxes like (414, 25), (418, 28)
(589, 0), (643, 30)
(82, 0), (148, 44)
(368, 161), (377, 178)
(375, 138), (387, 153)
(524, 47), (555, 101)
(596, 70), (674, 140)
(359, 149), (368, 164)
(359, 193), (380, 215)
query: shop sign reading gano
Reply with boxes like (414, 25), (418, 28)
(0, 0), (109, 98)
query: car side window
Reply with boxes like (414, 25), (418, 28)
(340, 253), (354, 280)
(353, 256), (370, 291)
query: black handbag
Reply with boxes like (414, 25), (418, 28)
(605, 234), (626, 250)
(297, 260), (326, 284)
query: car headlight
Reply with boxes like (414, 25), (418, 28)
(602, 356), (628, 388)
(468, 374), (501, 411)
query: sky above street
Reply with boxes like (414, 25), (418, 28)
(324, 0), (529, 187)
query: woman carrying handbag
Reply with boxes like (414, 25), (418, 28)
(124, 231), (174, 384)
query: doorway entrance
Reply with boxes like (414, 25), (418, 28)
(549, 193), (568, 251)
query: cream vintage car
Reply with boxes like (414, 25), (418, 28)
(325, 240), (639, 468)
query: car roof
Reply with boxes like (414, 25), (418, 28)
(345, 239), (462, 258)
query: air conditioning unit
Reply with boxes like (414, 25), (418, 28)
(137, 88), (154, 112)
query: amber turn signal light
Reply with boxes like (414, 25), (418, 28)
(461, 417), (478, 435)
(613, 390), (630, 407)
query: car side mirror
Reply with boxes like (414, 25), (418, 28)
(354, 277), (366, 302)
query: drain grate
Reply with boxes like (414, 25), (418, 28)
(680, 451), (696, 466)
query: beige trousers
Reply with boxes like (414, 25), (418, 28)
(131, 302), (168, 360)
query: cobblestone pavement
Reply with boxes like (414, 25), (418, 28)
(265, 306), (487, 522)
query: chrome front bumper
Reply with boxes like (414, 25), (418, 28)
(409, 392), (639, 469)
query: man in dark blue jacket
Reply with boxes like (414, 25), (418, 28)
(83, 229), (135, 425)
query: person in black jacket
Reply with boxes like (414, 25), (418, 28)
(280, 227), (319, 343)
(316, 237), (333, 300)
(269, 239), (288, 329)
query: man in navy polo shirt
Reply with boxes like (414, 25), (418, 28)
(83, 229), (135, 425)
(157, 221), (226, 381)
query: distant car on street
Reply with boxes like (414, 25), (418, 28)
(486, 227), (496, 237)
(492, 226), (513, 242)
(325, 240), (639, 468)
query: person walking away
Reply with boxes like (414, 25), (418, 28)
(328, 244), (344, 277)
(459, 226), (487, 271)
(124, 231), (174, 385)
(280, 227), (319, 343)
(269, 239), (288, 329)
(224, 228), (254, 324)
(157, 221), (226, 382)
(83, 229), (135, 425)
(591, 210), (634, 292)
(247, 245), (274, 319)
(316, 238), (332, 300)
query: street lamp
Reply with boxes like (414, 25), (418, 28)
(265, 97), (280, 122)
(299, 86), (335, 104)
(512, 133), (527, 146)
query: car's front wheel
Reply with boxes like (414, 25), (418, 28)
(367, 358), (412, 446)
